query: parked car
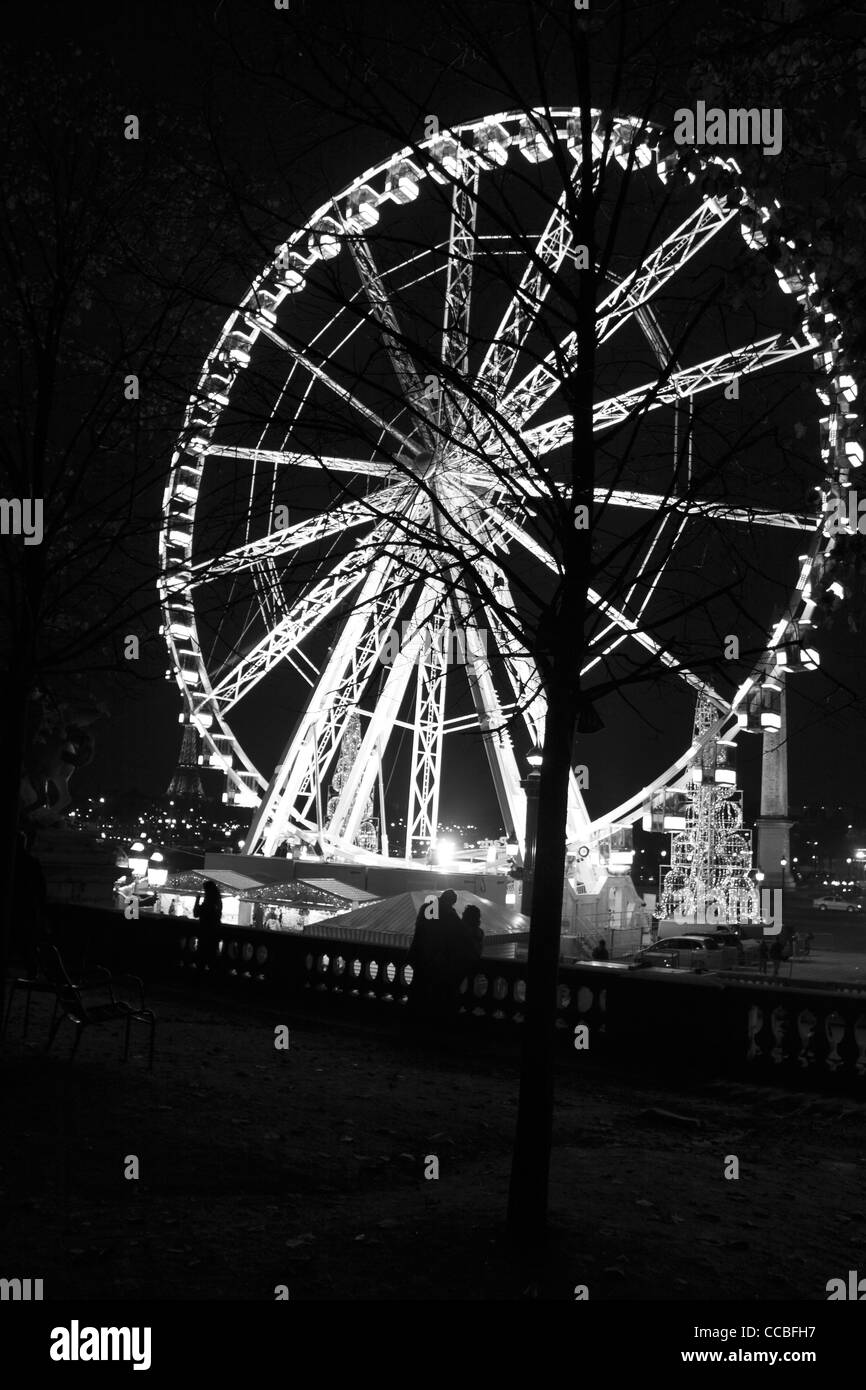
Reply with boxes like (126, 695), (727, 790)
(812, 895), (865, 913)
(634, 935), (728, 970)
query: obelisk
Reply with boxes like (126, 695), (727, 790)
(755, 676), (794, 888)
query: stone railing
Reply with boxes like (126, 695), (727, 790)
(38, 904), (866, 1092)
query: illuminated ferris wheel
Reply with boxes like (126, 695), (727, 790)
(158, 107), (859, 883)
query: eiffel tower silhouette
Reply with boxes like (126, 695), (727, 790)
(166, 721), (206, 801)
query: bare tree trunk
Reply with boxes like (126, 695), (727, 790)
(506, 684), (575, 1256)
(505, 70), (594, 1261)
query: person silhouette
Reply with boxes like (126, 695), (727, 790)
(459, 903), (484, 967)
(450, 904), (484, 1002)
(407, 889), (463, 1024)
(193, 879), (222, 972)
(407, 894), (440, 1022)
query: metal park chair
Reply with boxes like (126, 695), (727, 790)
(39, 945), (156, 1070)
(2, 963), (61, 1042)
(1, 944), (104, 1042)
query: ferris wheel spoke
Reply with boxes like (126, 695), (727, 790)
(204, 445), (396, 478)
(475, 562), (544, 736)
(439, 161), (479, 427)
(501, 197), (738, 425)
(206, 546), (384, 714)
(260, 323), (423, 455)
(485, 498), (725, 705)
(465, 466), (811, 533)
(583, 586), (726, 705)
(251, 555), (290, 633)
(521, 334), (814, 457)
(475, 184), (578, 403)
(188, 483), (411, 585)
(591, 487), (810, 530)
(594, 199), (738, 345)
(592, 336), (812, 435)
(345, 234), (439, 448)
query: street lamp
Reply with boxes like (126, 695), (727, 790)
(148, 850), (168, 888)
(128, 841), (148, 879)
(780, 857), (788, 895)
(520, 750), (542, 917)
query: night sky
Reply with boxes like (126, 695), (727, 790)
(18, 0), (866, 835)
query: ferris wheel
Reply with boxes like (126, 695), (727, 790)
(158, 107), (859, 883)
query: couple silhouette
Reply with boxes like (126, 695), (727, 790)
(406, 889), (483, 1023)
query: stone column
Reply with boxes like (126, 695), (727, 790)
(755, 677), (793, 888)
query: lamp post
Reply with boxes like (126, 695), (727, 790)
(780, 857), (788, 895)
(128, 841), (148, 879)
(520, 750), (543, 917)
(148, 850), (168, 889)
(755, 869), (765, 924)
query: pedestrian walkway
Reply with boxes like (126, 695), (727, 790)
(725, 947), (866, 989)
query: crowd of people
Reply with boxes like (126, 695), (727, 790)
(756, 931), (814, 976)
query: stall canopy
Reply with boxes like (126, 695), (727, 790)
(161, 868), (377, 908)
(303, 890), (529, 955)
(296, 878), (377, 904)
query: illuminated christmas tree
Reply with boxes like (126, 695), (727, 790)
(658, 696), (759, 926)
(326, 711), (379, 854)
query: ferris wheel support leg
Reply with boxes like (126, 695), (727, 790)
(242, 555), (401, 854)
(326, 604), (438, 848)
(404, 605), (450, 860)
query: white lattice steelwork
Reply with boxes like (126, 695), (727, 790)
(158, 107), (859, 875)
(326, 711), (378, 855)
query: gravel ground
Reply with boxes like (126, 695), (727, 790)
(2, 979), (864, 1301)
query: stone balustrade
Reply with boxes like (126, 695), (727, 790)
(39, 904), (866, 1092)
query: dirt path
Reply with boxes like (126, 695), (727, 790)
(2, 982), (863, 1300)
